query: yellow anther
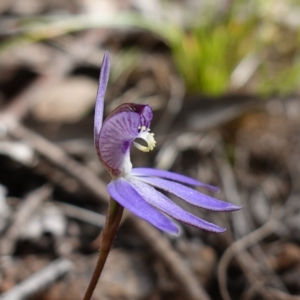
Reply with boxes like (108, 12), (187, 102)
(134, 127), (156, 152)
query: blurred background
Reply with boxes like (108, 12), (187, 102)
(1, 0), (300, 299)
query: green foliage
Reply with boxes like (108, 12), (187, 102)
(157, 0), (300, 96)
(169, 18), (257, 95)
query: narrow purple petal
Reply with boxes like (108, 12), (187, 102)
(131, 168), (219, 192)
(94, 51), (110, 143)
(107, 178), (179, 234)
(128, 177), (225, 233)
(136, 176), (241, 212)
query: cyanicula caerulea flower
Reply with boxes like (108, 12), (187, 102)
(95, 52), (240, 235)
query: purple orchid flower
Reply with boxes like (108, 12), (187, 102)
(94, 52), (240, 235)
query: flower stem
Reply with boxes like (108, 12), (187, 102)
(83, 198), (124, 300)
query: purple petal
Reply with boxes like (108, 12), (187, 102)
(128, 177), (225, 232)
(132, 168), (218, 192)
(94, 51), (110, 143)
(107, 103), (153, 128)
(98, 104), (155, 176)
(107, 178), (179, 234)
(99, 111), (140, 176)
(136, 176), (241, 212)
(136, 105), (153, 129)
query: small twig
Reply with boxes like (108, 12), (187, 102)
(0, 185), (52, 256)
(131, 217), (211, 300)
(54, 201), (106, 227)
(0, 258), (73, 300)
(218, 219), (280, 300)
